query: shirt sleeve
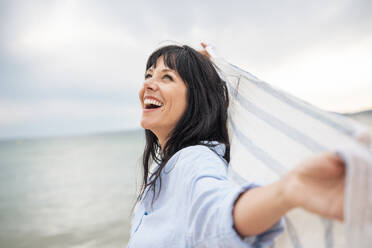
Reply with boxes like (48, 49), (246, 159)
(180, 146), (284, 248)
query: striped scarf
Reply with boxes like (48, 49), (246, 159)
(208, 47), (372, 248)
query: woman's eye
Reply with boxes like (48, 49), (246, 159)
(144, 74), (152, 79)
(163, 74), (173, 81)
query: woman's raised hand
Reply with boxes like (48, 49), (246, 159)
(285, 152), (345, 221)
(198, 42), (211, 59)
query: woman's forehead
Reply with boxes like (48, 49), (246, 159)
(147, 57), (175, 72)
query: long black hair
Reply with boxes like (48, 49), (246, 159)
(136, 44), (230, 206)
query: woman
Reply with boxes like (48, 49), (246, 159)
(128, 44), (345, 247)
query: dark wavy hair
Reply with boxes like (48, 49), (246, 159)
(136, 44), (230, 206)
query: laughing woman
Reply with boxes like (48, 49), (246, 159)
(127, 44), (345, 247)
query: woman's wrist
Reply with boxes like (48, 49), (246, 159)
(233, 178), (294, 236)
(278, 172), (300, 212)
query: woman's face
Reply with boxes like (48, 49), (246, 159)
(139, 56), (187, 140)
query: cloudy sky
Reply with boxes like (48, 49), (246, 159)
(1, 0), (371, 139)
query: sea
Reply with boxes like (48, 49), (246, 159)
(0, 130), (144, 248)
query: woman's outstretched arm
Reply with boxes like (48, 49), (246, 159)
(233, 152), (345, 237)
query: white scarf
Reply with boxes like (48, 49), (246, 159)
(207, 45), (372, 248)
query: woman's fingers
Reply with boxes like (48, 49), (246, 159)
(286, 152), (346, 221)
(297, 152), (345, 179)
(198, 42), (211, 59)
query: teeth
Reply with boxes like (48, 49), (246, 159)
(144, 98), (163, 107)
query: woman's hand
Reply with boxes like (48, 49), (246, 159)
(233, 152), (345, 237)
(285, 152), (345, 221)
(198, 42), (211, 59)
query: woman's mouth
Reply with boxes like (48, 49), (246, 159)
(143, 98), (163, 111)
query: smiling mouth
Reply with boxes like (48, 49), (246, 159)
(144, 98), (163, 110)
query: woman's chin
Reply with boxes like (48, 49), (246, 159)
(140, 122), (149, 130)
(140, 120), (156, 132)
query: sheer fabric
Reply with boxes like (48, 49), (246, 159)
(206, 46), (372, 248)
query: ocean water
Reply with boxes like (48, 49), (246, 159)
(0, 130), (144, 248)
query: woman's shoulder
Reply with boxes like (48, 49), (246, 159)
(169, 143), (228, 176)
(179, 144), (215, 154)
(177, 143), (225, 162)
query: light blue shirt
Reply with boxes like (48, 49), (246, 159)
(128, 143), (283, 247)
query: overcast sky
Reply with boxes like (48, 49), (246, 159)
(1, 0), (371, 139)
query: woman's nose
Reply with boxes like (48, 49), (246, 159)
(143, 79), (158, 91)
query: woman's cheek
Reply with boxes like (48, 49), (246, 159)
(138, 88), (144, 106)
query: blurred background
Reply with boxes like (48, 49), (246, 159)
(0, 0), (371, 247)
